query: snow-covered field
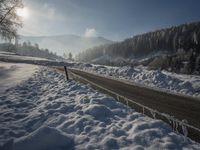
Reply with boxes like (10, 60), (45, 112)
(0, 63), (199, 149)
(0, 51), (48, 61)
(0, 62), (38, 94)
(76, 64), (200, 98)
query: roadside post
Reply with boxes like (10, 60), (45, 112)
(64, 66), (69, 80)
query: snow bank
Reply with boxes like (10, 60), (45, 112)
(0, 62), (38, 94)
(0, 66), (199, 149)
(78, 64), (200, 97)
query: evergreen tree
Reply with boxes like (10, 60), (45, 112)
(69, 52), (72, 60)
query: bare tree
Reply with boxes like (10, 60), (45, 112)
(0, 0), (23, 40)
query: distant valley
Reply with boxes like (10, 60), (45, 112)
(18, 34), (112, 56)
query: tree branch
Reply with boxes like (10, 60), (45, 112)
(0, 4), (16, 24)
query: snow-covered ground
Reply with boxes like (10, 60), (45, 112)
(0, 63), (199, 149)
(1, 50), (199, 98)
(0, 50), (68, 67)
(75, 64), (200, 98)
(0, 51), (48, 61)
(0, 62), (38, 94)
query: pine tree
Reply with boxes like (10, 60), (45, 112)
(69, 52), (72, 60)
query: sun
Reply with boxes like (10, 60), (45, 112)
(16, 7), (29, 19)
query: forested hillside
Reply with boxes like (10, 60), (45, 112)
(77, 22), (200, 74)
(0, 42), (62, 60)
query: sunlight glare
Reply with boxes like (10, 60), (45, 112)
(16, 7), (29, 19)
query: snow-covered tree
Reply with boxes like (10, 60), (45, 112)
(68, 52), (72, 60)
(0, 0), (23, 40)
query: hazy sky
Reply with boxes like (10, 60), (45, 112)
(20, 0), (200, 41)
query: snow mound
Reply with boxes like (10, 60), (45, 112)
(84, 104), (113, 120)
(15, 126), (74, 150)
(0, 66), (199, 149)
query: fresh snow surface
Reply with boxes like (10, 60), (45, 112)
(76, 64), (200, 97)
(0, 66), (199, 150)
(0, 62), (38, 94)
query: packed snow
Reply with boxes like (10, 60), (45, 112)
(0, 64), (199, 149)
(0, 62), (38, 94)
(75, 64), (200, 97)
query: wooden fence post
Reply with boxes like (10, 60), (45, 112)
(64, 66), (69, 80)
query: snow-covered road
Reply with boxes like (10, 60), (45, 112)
(0, 64), (199, 149)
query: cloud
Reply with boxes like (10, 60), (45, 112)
(43, 3), (57, 20)
(84, 28), (97, 37)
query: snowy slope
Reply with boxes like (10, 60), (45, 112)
(0, 62), (38, 94)
(0, 66), (199, 149)
(76, 64), (200, 97)
(0, 51), (48, 61)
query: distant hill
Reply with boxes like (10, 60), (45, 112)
(18, 34), (112, 56)
(77, 21), (200, 75)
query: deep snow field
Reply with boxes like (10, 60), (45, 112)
(0, 62), (200, 150)
(76, 64), (200, 98)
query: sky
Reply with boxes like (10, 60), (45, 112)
(20, 0), (200, 41)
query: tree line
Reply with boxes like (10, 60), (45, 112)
(0, 41), (62, 60)
(77, 21), (200, 74)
